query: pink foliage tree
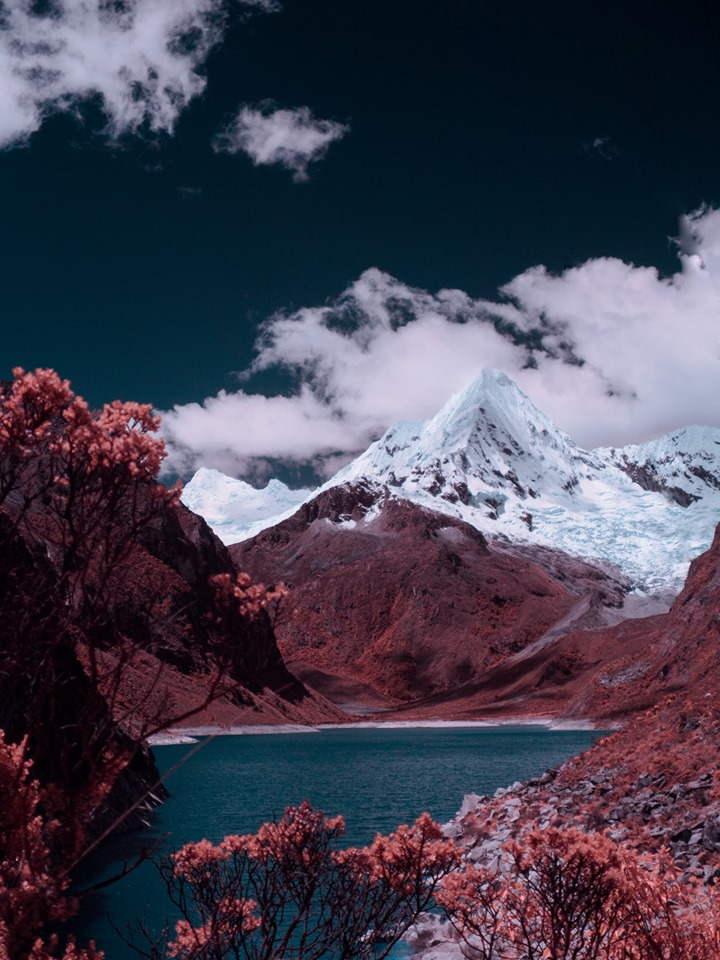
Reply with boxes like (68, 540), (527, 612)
(0, 730), (103, 960)
(0, 368), (275, 960)
(136, 801), (459, 960)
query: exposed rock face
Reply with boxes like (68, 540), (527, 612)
(83, 498), (345, 729)
(231, 482), (630, 708)
(0, 488), (341, 847)
(119, 500), (308, 701)
(443, 523), (720, 887)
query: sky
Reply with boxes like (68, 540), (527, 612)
(2, 0), (720, 483)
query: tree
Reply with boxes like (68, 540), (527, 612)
(0, 368), (278, 960)
(0, 731), (104, 960)
(136, 801), (459, 960)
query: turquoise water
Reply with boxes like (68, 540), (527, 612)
(74, 725), (601, 957)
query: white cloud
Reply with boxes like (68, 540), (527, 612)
(0, 0), (276, 147)
(213, 103), (349, 181)
(583, 135), (615, 160)
(162, 207), (720, 479)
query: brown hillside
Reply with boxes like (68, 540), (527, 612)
(231, 482), (630, 707)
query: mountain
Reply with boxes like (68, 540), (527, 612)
(604, 425), (720, 507)
(440, 522), (720, 893)
(190, 371), (720, 595)
(327, 371), (720, 594)
(0, 471), (342, 847)
(104, 500), (343, 729)
(222, 371), (720, 718)
(182, 467), (312, 544)
(230, 481), (634, 711)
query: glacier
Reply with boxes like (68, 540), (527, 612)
(182, 371), (720, 594)
(181, 468), (312, 544)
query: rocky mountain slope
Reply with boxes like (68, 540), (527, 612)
(209, 371), (718, 727)
(0, 475), (342, 845)
(405, 523), (720, 957)
(97, 501), (345, 735)
(188, 371), (720, 595)
(231, 481), (637, 712)
(442, 521), (720, 881)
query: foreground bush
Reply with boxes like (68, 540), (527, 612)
(137, 814), (720, 960)
(137, 801), (459, 960)
(437, 825), (720, 959)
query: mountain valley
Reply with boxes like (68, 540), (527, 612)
(3, 367), (720, 958)
(184, 371), (719, 729)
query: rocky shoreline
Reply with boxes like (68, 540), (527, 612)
(447, 765), (720, 885)
(401, 748), (720, 958)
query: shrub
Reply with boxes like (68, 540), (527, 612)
(437, 825), (720, 959)
(137, 801), (459, 960)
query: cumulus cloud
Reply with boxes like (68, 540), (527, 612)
(0, 0), (276, 147)
(162, 206), (720, 479)
(213, 103), (349, 181)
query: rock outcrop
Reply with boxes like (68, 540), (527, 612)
(0, 482), (342, 846)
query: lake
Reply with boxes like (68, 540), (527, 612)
(74, 724), (602, 957)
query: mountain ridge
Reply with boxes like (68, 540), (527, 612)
(184, 371), (720, 594)
(230, 481), (634, 712)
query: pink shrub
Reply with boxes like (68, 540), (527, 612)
(147, 801), (458, 960)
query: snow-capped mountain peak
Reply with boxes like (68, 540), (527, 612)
(332, 369), (594, 514)
(183, 373), (720, 594)
(181, 467), (312, 544)
(603, 426), (720, 507)
(428, 370), (566, 453)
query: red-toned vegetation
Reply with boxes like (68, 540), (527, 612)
(0, 731), (103, 960)
(438, 825), (720, 959)
(138, 811), (720, 960)
(136, 801), (459, 960)
(0, 368), (284, 959)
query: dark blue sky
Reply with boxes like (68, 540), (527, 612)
(1, 0), (719, 449)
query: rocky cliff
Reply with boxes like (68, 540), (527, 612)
(0, 480), (341, 848)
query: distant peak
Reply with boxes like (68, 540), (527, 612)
(425, 369), (573, 453)
(452, 369), (515, 402)
(438, 370), (538, 419)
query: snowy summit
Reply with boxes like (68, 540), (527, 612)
(184, 371), (720, 594)
(182, 468), (312, 544)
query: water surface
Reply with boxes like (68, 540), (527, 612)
(75, 724), (602, 957)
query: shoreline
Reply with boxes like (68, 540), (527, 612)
(148, 716), (609, 746)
